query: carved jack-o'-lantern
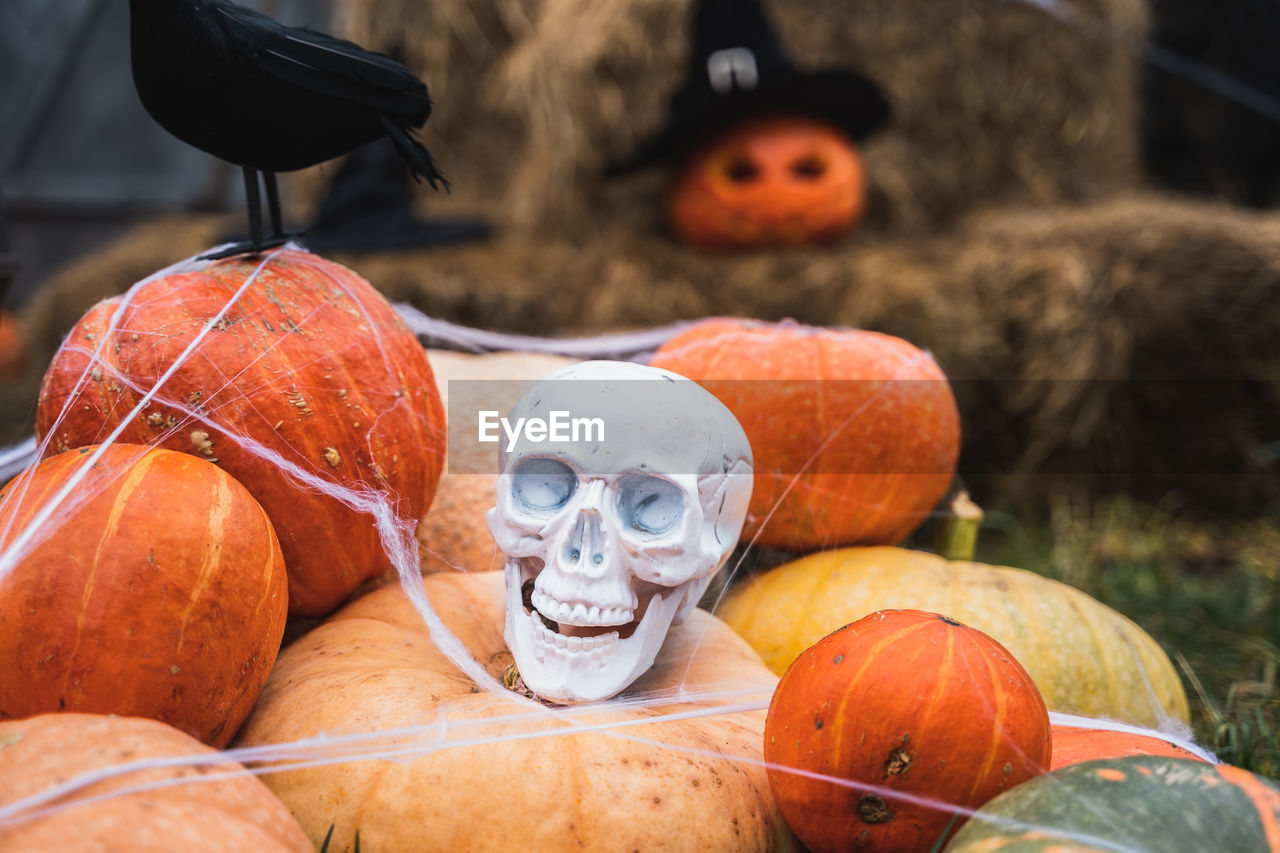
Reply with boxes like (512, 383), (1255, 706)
(667, 114), (867, 249)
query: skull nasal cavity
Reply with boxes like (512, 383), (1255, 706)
(564, 513), (605, 569)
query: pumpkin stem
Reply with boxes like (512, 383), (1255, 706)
(933, 491), (983, 562)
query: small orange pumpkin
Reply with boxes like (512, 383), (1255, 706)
(0, 444), (287, 747)
(0, 310), (22, 377)
(764, 609), (1051, 853)
(667, 114), (867, 249)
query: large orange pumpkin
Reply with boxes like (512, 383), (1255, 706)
(0, 444), (287, 747)
(667, 114), (867, 249)
(35, 249), (446, 617)
(235, 570), (785, 851)
(764, 609), (1051, 853)
(0, 713), (310, 851)
(649, 317), (960, 550)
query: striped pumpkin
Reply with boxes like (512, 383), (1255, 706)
(0, 444), (287, 746)
(719, 546), (1189, 728)
(764, 609), (1051, 853)
(946, 756), (1280, 852)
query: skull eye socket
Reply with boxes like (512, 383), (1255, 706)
(617, 474), (684, 535)
(512, 457), (576, 512)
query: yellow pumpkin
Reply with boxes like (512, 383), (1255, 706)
(667, 114), (867, 249)
(236, 570), (784, 851)
(717, 546), (1189, 728)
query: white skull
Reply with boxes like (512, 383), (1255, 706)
(485, 360), (753, 704)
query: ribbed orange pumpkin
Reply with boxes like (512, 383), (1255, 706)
(0, 444), (287, 746)
(35, 249), (446, 617)
(1050, 724), (1210, 770)
(0, 713), (310, 851)
(649, 318), (960, 550)
(764, 609), (1051, 853)
(667, 115), (867, 249)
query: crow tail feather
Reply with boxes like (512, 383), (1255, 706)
(381, 117), (448, 192)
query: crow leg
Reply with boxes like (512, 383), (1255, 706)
(263, 171), (286, 238)
(244, 166), (266, 249)
(198, 167), (289, 260)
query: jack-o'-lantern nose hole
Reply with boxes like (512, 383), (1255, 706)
(725, 156), (760, 183)
(791, 154), (828, 180)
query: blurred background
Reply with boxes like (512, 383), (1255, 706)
(10, 0), (1278, 503)
(5, 0), (1280, 307)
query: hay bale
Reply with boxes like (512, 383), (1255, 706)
(359, 194), (1280, 507)
(11, 193), (1280, 508)
(360, 0), (1149, 236)
(921, 197), (1280, 507)
(568, 195), (1280, 507)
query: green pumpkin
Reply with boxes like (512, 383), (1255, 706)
(945, 756), (1278, 852)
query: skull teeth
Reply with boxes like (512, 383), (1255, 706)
(529, 610), (619, 653)
(530, 590), (634, 627)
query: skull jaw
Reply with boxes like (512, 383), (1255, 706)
(503, 558), (690, 704)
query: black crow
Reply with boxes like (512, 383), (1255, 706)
(128, 0), (446, 258)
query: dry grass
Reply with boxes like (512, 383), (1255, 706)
(978, 493), (1280, 776)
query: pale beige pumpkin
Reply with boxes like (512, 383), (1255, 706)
(718, 546), (1189, 728)
(416, 349), (578, 574)
(236, 570), (783, 851)
(0, 713), (310, 852)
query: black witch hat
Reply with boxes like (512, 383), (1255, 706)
(303, 137), (492, 254)
(606, 0), (890, 175)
